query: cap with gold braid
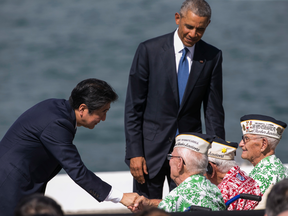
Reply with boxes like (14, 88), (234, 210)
(208, 137), (238, 160)
(240, 114), (287, 140)
(175, 132), (213, 155)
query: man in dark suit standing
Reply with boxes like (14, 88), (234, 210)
(125, 0), (225, 199)
(0, 78), (138, 216)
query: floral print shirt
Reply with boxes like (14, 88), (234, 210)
(218, 165), (262, 210)
(249, 155), (288, 194)
(158, 174), (226, 212)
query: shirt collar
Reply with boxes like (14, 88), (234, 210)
(173, 28), (195, 56)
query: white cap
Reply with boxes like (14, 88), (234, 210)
(175, 132), (212, 155)
(240, 114), (286, 140)
(208, 137), (238, 160)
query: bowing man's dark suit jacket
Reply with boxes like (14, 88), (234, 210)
(125, 31), (225, 180)
(0, 99), (111, 216)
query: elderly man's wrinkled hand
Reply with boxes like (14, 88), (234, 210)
(127, 195), (151, 213)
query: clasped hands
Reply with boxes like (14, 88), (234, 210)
(120, 156), (160, 212)
(121, 193), (155, 213)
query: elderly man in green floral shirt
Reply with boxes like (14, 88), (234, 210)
(128, 132), (226, 212)
(239, 114), (288, 209)
(239, 114), (287, 194)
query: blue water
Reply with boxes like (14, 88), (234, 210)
(0, 0), (287, 172)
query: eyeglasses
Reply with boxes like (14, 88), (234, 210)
(167, 154), (186, 165)
(242, 135), (263, 144)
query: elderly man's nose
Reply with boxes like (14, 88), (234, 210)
(239, 139), (244, 147)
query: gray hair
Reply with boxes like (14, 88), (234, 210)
(208, 157), (237, 173)
(253, 134), (280, 151)
(176, 147), (208, 175)
(266, 136), (280, 151)
(180, 0), (211, 20)
(265, 179), (288, 216)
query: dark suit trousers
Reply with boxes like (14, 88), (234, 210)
(133, 159), (177, 199)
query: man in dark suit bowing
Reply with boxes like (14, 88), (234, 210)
(0, 78), (138, 216)
(125, 0), (225, 199)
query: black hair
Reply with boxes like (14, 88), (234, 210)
(136, 207), (170, 216)
(69, 78), (118, 113)
(14, 193), (64, 216)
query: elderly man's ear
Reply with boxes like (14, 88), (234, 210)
(177, 158), (185, 170)
(260, 137), (270, 154)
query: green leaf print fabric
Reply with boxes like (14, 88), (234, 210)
(158, 174), (226, 212)
(249, 155), (288, 194)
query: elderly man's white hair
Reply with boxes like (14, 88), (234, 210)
(175, 147), (208, 174)
(208, 157), (237, 173)
(262, 135), (280, 151)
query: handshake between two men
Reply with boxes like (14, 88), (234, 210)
(122, 193), (161, 213)
(124, 133), (227, 213)
(125, 114), (288, 212)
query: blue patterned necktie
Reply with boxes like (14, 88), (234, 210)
(176, 47), (189, 136)
(178, 47), (189, 105)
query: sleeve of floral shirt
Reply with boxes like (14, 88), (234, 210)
(158, 192), (179, 212)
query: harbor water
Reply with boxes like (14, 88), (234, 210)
(0, 0), (287, 173)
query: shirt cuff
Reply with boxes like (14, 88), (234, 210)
(104, 187), (123, 203)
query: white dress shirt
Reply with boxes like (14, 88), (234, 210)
(173, 28), (195, 73)
(104, 187), (123, 203)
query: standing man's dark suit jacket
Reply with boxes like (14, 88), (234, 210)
(0, 99), (111, 216)
(125, 31), (225, 181)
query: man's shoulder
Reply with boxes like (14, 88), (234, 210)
(26, 98), (62, 112)
(140, 31), (174, 47)
(237, 168), (260, 189)
(133, 31), (175, 57)
(222, 166), (257, 186)
(220, 167), (261, 195)
(31, 99), (72, 119)
(188, 174), (221, 192)
(35, 98), (65, 105)
(196, 39), (222, 55)
(250, 155), (288, 182)
(254, 155), (286, 171)
(237, 166), (251, 178)
(270, 155), (288, 175)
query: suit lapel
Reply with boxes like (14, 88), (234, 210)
(160, 33), (179, 107)
(179, 41), (206, 111)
